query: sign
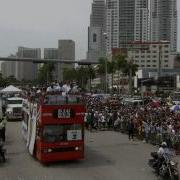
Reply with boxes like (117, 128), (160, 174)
(58, 109), (71, 118)
(53, 108), (75, 119)
(67, 130), (82, 141)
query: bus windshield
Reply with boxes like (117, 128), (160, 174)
(43, 124), (82, 143)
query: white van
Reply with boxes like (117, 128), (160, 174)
(122, 98), (143, 107)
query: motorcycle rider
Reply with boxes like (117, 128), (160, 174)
(0, 137), (5, 162)
(0, 115), (7, 142)
(156, 142), (168, 174)
(157, 142), (168, 157)
(150, 142), (168, 171)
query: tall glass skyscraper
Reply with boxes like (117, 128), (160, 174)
(87, 0), (106, 62)
(106, 0), (149, 52)
(150, 0), (177, 51)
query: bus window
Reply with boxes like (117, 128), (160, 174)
(43, 124), (82, 143)
(43, 95), (66, 105)
(68, 96), (81, 104)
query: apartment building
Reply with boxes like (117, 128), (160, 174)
(150, 0), (177, 51)
(57, 40), (75, 81)
(106, 0), (149, 54)
(128, 41), (174, 70)
(87, 0), (106, 62)
(15, 47), (41, 81)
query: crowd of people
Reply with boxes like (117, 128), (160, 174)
(21, 81), (81, 100)
(85, 95), (180, 153)
(1, 81), (180, 153)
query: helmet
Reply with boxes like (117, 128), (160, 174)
(161, 142), (167, 147)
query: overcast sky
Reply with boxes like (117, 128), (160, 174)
(0, 0), (179, 60)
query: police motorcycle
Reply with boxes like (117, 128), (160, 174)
(0, 138), (6, 162)
(148, 142), (179, 180)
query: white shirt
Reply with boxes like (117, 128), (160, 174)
(54, 85), (60, 91)
(46, 86), (53, 92)
(62, 84), (71, 94)
(157, 147), (169, 157)
(158, 147), (165, 156)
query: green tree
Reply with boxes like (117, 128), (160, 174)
(76, 66), (89, 89)
(113, 54), (127, 93)
(107, 60), (116, 92)
(122, 60), (139, 95)
(63, 68), (77, 81)
(5, 75), (18, 84)
(86, 65), (96, 91)
(38, 63), (55, 84)
(96, 57), (108, 91)
(0, 73), (6, 87)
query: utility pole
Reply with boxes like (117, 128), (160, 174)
(129, 61), (133, 96)
(103, 32), (109, 94)
(158, 45), (162, 78)
(157, 45), (162, 93)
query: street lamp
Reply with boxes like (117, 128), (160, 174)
(103, 32), (109, 94)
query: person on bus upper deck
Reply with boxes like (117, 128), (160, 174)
(46, 84), (54, 92)
(62, 81), (71, 94)
(54, 83), (60, 92)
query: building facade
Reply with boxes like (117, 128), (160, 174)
(150, 0), (177, 51)
(106, 0), (149, 54)
(58, 40), (75, 81)
(87, 0), (106, 62)
(1, 55), (16, 78)
(44, 48), (58, 59)
(128, 41), (174, 72)
(16, 47), (41, 81)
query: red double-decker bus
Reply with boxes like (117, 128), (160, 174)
(22, 94), (86, 163)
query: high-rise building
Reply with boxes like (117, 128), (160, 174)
(128, 41), (174, 70)
(106, 0), (149, 53)
(150, 0), (177, 52)
(1, 55), (16, 78)
(44, 48), (58, 59)
(16, 47), (41, 81)
(87, 0), (106, 62)
(134, 0), (150, 41)
(58, 40), (75, 81)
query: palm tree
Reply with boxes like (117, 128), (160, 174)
(77, 66), (91, 89)
(96, 57), (108, 91)
(113, 54), (127, 94)
(87, 65), (96, 92)
(63, 68), (77, 81)
(107, 60), (116, 93)
(122, 60), (138, 95)
(37, 63), (55, 84)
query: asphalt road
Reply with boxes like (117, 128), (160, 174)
(0, 122), (175, 180)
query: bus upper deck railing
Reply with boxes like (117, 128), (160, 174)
(23, 92), (85, 106)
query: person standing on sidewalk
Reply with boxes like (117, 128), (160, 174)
(128, 119), (135, 141)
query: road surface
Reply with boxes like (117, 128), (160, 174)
(0, 122), (175, 180)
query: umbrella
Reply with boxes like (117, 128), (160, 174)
(0, 85), (22, 93)
(150, 100), (161, 108)
(170, 105), (180, 112)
